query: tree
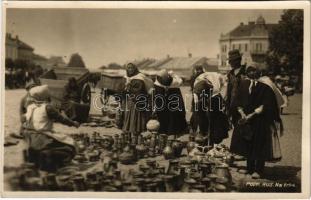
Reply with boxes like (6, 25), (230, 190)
(267, 9), (303, 89)
(67, 53), (86, 68)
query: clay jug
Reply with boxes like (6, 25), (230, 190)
(214, 163), (232, 183)
(172, 139), (184, 158)
(113, 134), (119, 150)
(136, 135), (147, 159)
(158, 134), (168, 153)
(163, 139), (174, 160)
(187, 135), (196, 155)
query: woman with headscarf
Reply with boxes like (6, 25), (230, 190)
(230, 63), (283, 178)
(153, 69), (187, 136)
(192, 71), (229, 145)
(122, 63), (154, 141)
(23, 85), (80, 172)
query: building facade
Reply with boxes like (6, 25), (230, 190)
(5, 33), (34, 61)
(219, 16), (277, 68)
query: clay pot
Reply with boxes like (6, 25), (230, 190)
(127, 185), (138, 192)
(181, 177), (197, 192)
(201, 177), (211, 190)
(119, 143), (136, 164)
(214, 163), (232, 183)
(193, 152), (205, 163)
(100, 136), (114, 150)
(163, 175), (175, 192)
(57, 175), (73, 191)
(191, 184), (206, 192)
(72, 175), (86, 191)
(200, 161), (213, 177)
(146, 119), (160, 132)
(119, 152), (135, 165)
(43, 173), (58, 191)
(167, 159), (180, 175)
(215, 183), (227, 192)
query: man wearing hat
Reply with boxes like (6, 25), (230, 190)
(226, 49), (246, 127)
(230, 63), (283, 178)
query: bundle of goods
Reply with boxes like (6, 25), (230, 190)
(80, 116), (115, 128)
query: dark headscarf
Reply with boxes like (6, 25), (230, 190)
(126, 63), (139, 77)
(193, 80), (213, 96)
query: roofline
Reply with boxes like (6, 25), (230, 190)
(219, 35), (269, 41)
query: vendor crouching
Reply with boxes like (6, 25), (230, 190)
(22, 85), (80, 172)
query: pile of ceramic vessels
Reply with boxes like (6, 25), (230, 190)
(14, 155), (235, 192)
(13, 117), (241, 192)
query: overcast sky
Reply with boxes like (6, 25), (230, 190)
(6, 9), (284, 69)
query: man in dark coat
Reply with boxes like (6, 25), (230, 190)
(226, 49), (246, 127)
(230, 64), (282, 178)
(153, 69), (187, 136)
(62, 77), (90, 123)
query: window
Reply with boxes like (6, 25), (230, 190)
(222, 45), (227, 53)
(245, 44), (248, 52)
(238, 44), (241, 51)
(256, 43), (262, 52)
(232, 44), (235, 50)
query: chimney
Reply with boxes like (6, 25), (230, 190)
(15, 35), (19, 40)
(188, 53), (192, 58)
(167, 54), (170, 59)
(240, 22), (244, 26)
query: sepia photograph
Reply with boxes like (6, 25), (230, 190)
(1, 1), (310, 199)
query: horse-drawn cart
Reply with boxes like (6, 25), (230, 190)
(39, 67), (92, 122)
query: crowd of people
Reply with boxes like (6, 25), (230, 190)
(5, 67), (44, 89)
(16, 49), (289, 179)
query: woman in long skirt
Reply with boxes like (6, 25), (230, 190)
(122, 63), (154, 141)
(153, 69), (188, 136)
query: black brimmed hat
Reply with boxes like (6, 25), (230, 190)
(228, 49), (242, 61)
